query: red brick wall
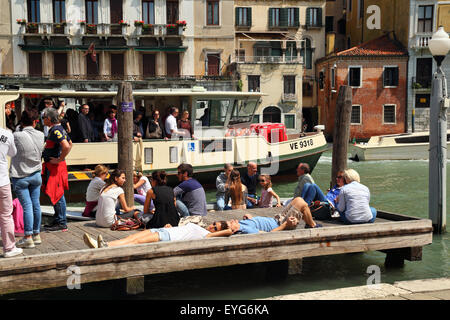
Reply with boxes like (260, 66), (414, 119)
(316, 57), (407, 140)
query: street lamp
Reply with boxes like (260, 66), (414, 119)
(428, 26), (450, 233)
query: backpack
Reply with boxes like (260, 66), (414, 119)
(309, 201), (333, 220)
(110, 217), (142, 231)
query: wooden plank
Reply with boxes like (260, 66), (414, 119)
(0, 232), (432, 295)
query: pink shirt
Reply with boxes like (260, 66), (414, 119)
(259, 187), (273, 208)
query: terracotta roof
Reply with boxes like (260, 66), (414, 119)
(336, 34), (408, 57)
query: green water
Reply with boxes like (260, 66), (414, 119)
(3, 150), (450, 300)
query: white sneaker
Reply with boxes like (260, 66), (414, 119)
(16, 237), (35, 248)
(4, 247), (23, 258)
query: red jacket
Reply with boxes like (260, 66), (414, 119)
(42, 161), (69, 205)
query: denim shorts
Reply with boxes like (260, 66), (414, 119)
(150, 228), (171, 241)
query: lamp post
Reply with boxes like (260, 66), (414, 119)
(428, 26), (450, 234)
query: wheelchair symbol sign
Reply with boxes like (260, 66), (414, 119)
(188, 142), (195, 152)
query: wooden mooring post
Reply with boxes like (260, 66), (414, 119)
(331, 85), (352, 186)
(116, 82), (134, 205)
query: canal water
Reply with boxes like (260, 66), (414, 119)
(3, 149), (449, 300)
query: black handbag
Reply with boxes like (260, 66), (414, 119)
(309, 201), (333, 220)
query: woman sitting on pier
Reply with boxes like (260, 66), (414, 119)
(141, 171), (179, 229)
(82, 165), (108, 218)
(95, 169), (138, 228)
(335, 169), (377, 225)
(226, 170), (248, 210)
(133, 171), (152, 206)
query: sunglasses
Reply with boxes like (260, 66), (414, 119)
(211, 222), (219, 232)
(258, 179), (266, 182)
(337, 176), (343, 179)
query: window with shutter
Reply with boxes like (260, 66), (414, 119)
(383, 105), (396, 124)
(287, 8), (299, 27)
(306, 7), (322, 27)
(348, 66), (361, 87)
(351, 105), (361, 124)
(383, 66), (399, 87)
(111, 54), (124, 78)
(236, 7), (251, 27)
(110, 0), (123, 24)
(28, 53), (42, 76)
(27, 0), (40, 23)
(268, 8), (281, 27)
(53, 53), (67, 78)
(143, 54), (156, 77)
(53, 0), (65, 23)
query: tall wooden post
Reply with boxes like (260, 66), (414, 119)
(116, 82), (134, 205)
(331, 85), (352, 187)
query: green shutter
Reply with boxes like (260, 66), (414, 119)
(248, 7), (252, 27)
(280, 8), (288, 27)
(306, 8), (311, 27)
(295, 8), (300, 27)
(269, 8), (273, 27)
(235, 7), (239, 26)
(318, 8), (323, 27)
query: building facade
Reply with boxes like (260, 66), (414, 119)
(230, 0), (326, 133)
(316, 34), (408, 139)
(0, 0), (14, 75)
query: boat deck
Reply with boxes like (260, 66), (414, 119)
(0, 207), (433, 295)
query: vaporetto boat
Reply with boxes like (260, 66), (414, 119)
(350, 131), (450, 161)
(0, 86), (328, 198)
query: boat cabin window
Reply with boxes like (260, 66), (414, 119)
(229, 99), (258, 125)
(144, 147), (153, 164)
(195, 99), (229, 127)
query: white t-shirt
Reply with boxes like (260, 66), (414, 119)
(136, 176), (151, 196)
(165, 223), (210, 241)
(86, 177), (106, 202)
(165, 114), (177, 136)
(96, 186), (124, 228)
(0, 128), (17, 187)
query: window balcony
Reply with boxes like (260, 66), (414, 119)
(282, 93), (297, 103)
(135, 24), (186, 37)
(233, 55), (303, 64)
(411, 76), (431, 92)
(412, 34), (432, 49)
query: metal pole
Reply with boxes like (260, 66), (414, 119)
(429, 63), (447, 233)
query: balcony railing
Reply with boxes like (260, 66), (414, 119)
(413, 34), (432, 48)
(0, 74), (233, 82)
(282, 93), (297, 102)
(234, 55), (303, 64)
(135, 24), (185, 36)
(411, 76), (431, 90)
(20, 22), (69, 35)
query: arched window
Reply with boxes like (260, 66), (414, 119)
(263, 106), (282, 123)
(300, 38), (312, 69)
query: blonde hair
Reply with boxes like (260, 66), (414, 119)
(343, 169), (360, 183)
(94, 164), (108, 177)
(259, 174), (272, 189)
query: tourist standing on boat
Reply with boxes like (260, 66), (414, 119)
(59, 110), (71, 135)
(133, 111), (145, 142)
(82, 164), (108, 218)
(146, 110), (167, 139)
(215, 163), (233, 211)
(336, 169), (377, 224)
(227, 169), (248, 210)
(165, 107), (182, 139)
(10, 108), (45, 248)
(0, 125), (22, 257)
(241, 162), (259, 208)
(133, 171), (153, 207)
(177, 110), (194, 139)
(301, 170), (345, 207)
(41, 107), (72, 232)
(142, 171), (179, 229)
(258, 175), (282, 208)
(174, 163), (207, 217)
(95, 169), (138, 228)
(103, 109), (118, 142)
(77, 104), (95, 143)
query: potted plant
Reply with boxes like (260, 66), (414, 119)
(86, 23), (97, 34)
(142, 23), (153, 35)
(176, 20), (187, 31)
(26, 22), (38, 33)
(16, 19), (27, 25)
(54, 20), (67, 33)
(134, 20), (144, 35)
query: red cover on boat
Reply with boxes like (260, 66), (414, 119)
(250, 123), (287, 143)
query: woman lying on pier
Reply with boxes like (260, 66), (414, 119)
(82, 197), (321, 249)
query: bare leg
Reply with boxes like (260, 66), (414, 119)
(108, 229), (160, 247)
(290, 197), (316, 227)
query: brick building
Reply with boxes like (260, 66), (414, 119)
(315, 34), (408, 140)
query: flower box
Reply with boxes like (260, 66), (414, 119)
(26, 22), (38, 33)
(142, 24), (154, 35)
(86, 24), (97, 34)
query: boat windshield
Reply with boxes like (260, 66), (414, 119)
(195, 99), (230, 127)
(229, 99), (258, 125)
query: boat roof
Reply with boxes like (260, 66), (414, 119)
(0, 87), (266, 98)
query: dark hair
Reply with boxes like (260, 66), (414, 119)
(178, 163), (193, 177)
(151, 171), (167, 186)
(214, 221), (229, 231)
(299, 163), (310, 174)
(20, 107), (39, 126)
(170, 107), (178, 115)
(152, 110), (160, 117)
(103, 169), (125, 190)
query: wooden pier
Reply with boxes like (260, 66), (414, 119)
(0, 207), (433, 295)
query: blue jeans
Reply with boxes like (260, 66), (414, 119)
(301, 183), (327, 204)
(246, 194), (258, 209)
(216, 195), (231, 211)
(339, 207), (377, 224)
(53, 194), (67, 226)
(176, 198), (190, 217)
(11, 171), (42, 236)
